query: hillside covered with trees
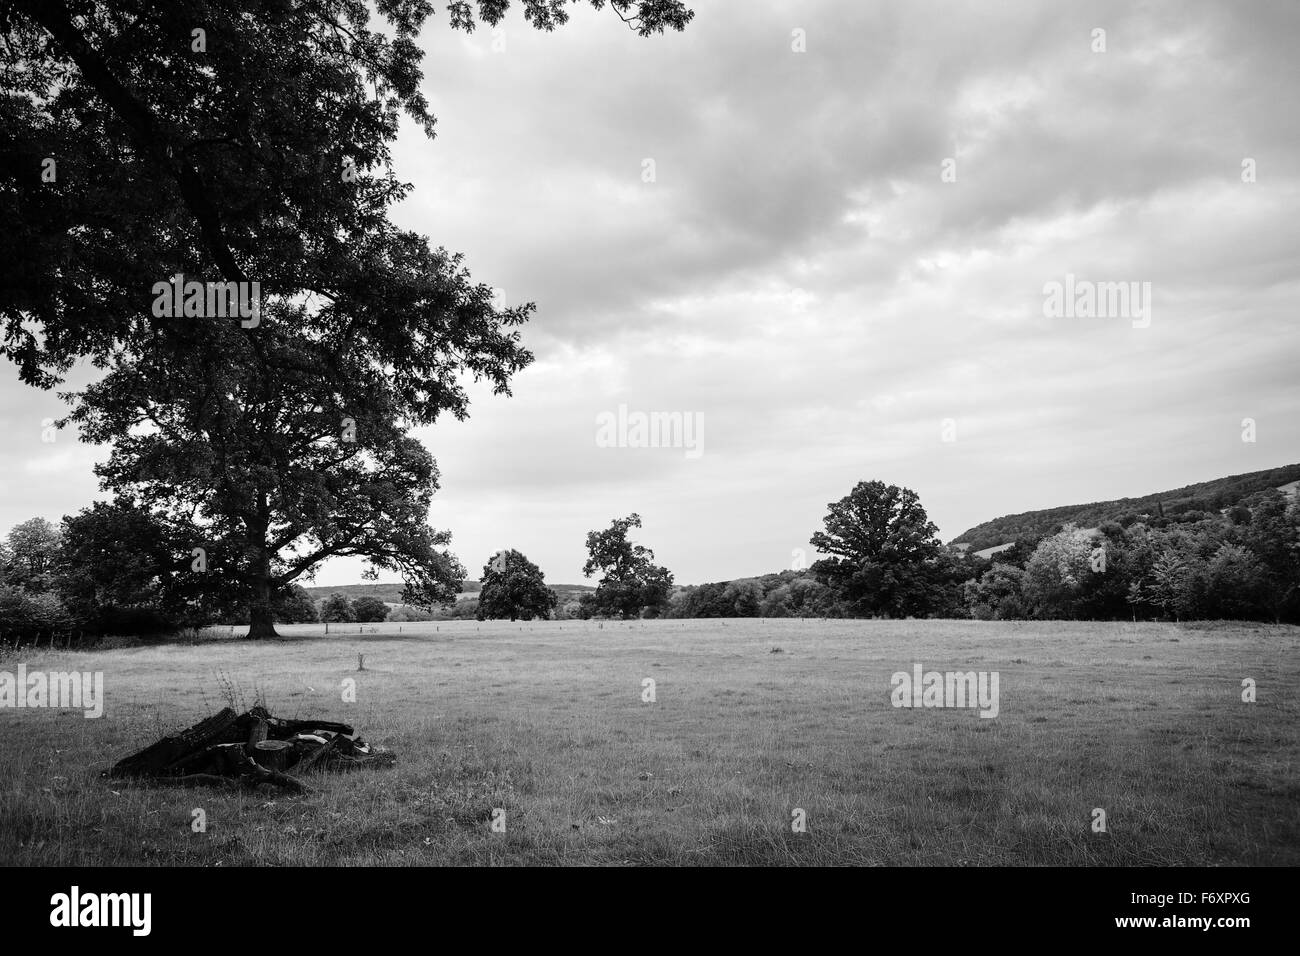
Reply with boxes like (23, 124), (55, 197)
(663, 474), (1300, 624)
(952, 464), (1300, 552)
(1, 465), (1296, 644)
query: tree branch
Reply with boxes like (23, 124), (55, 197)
(15, 0), (249, 284)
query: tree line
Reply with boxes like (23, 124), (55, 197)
(0, 505), (665, 641)
(3, 476), (1296, 644)
(668, 481), (1300, 624)
(472, 480), (1300, 625)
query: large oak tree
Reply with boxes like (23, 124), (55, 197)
(582, 513), (672, 619)
(0, 0), (692, 636)
(809, 480), (943, 618)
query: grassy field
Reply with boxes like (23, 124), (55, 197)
(1, 618), (1297, 866)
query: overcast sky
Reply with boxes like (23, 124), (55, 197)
(3, 0), (1298, 587)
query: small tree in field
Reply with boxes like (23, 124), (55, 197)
(351, 596), (390, 623)
(320, 593), (354, 623)
(582, 514), (673, 619)
(476, 549), (558, 621)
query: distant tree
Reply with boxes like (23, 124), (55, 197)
(1110, 523), (1165, 620)
(582, 514), (673, 619)
(669, 581), (731, 618)
(388, 604), (434, 623)
(1072, 524), (1140, 620)
(963, 563), (1028, 620)
(1237, 492), (1300, 622)
(276, 584), (320, 624)
(351, 595), (390, 623)
(792, 576), (839, 617)
(926, 548), (983, 618)
(1117, 523), (1215, 621)
(476, 549), (557, 622)
(723, 579), (763, 617)
(450, 596), (480, 620)
(758, 585), (792, 618)
(995, 535), (1044, 570)
(809, 481), (942, 617)
(1203, 543), (1269, 620)
(0, 585), (73, 644)
(1022, 525), (1097, 618)
(793, 576), (835, 617)
(56, 500), (186, 632)
(320, 593), (354, 623)
(1143, 550), (1202, 621)
(6, 517), (62, 588)
(553, 599), (583, 621)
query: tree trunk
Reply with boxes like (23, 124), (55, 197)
(248, 600), (279, 639)
(247, 573), (279, 636)
(245, 519), (280, 639)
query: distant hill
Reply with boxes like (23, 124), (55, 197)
(303, 580), (593, 605)
(952, 463), (1300, 553)
(303, 583), (407, 604)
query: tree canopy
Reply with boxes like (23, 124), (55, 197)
(6, 516), (61, 581)
(476, 549), (557, 621)
(351, 595), (389, 623)
(320, 592), (354, 623)
(809, 480), (942, 617)
(582, 513), (672, 619)
(1, 0), (693, 384)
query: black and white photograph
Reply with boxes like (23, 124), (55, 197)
(0, 0), (1295, 929)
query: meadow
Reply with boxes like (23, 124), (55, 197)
(1, 618), (1296, 866)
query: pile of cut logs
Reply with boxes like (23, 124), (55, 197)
(107, 705), (396, 793)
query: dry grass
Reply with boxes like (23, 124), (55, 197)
(1, 618), (1296, 866)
